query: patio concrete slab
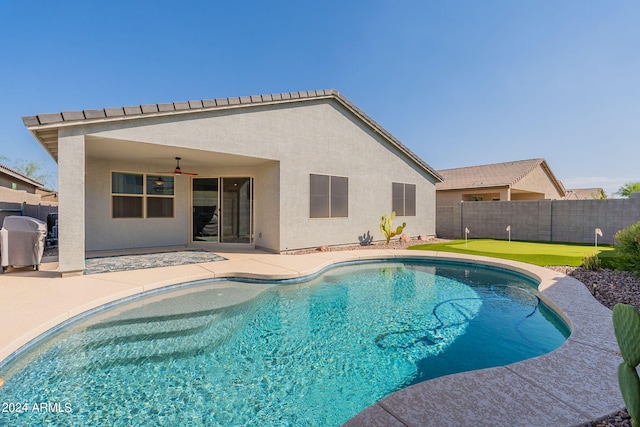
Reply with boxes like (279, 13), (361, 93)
(0, 275), (144, 361)
(86, 263), (216, 291)
(197, 258), (302, 279)
(375, 366), (586, 427)
(0, 250), (625, 426)
(342, 404), (406, 427)
(506, 339), (623, 418)
(213, 253), (341, 278)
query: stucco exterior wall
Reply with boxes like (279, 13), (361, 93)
(58, 132), (85, 273)
(85, 158), (279, 252)
(436, 187), (509, 207)
(0, 186), (46, 205)
(73, 99), (436, 253)
(0, 176), (37, 193)
(253, 161), (280, 251)
(273, 103), (437, 250)
(512, 165), (563, 199)
(85, 158), (190, 252)
(510, 192), (545, 201)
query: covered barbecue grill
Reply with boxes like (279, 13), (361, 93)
(0, 216), (47, 272)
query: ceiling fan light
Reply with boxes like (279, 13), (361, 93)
(154, 177), (164, 185)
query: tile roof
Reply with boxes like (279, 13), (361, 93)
(0, 163), (44, 188)
(565, 188), (606, 200)
(22, 89), (443, 182)
(436, 158), (564, 195)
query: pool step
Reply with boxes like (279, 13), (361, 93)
(54, 310), (244, 370)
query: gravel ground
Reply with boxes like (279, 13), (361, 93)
(291, 238), (639, 426)
(284, 236), (451, 254)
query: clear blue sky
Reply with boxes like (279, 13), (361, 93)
(1, 1), (638, 195)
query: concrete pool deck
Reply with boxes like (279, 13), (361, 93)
(0, 249), (624, 426)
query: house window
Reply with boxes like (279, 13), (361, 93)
(111, 172), (174, 218)
(392, 182), (416, 216)
(146, 175), (174, 217)
(310, 174), (348, 218)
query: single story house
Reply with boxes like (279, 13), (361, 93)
(0, 164), (57, 225)
(436, 158), (566, 207)
(23, 89), (443, 275)
(0, 163), (43, 194)
(564, 188), (606, 200)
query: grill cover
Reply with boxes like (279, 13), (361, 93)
(0, 216), (47, 270)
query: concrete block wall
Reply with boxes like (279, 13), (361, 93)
(436, 206), (455, 239)
(551, 197), (640, 244)
(436, 193), (640, 244)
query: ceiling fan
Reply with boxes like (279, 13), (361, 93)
(156, 157), (198, 176)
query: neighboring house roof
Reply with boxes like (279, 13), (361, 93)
(565, 188), (605, 200)
(22, 89), (443, 182)
(0, 163), (43, 189)
(436, 158), (566, 195)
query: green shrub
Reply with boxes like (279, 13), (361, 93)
(581, 253), (601, 270)
(599, 250), (618, 270)
(614, 221), (640, 276)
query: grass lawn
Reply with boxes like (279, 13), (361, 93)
(409, 239), (616, 267)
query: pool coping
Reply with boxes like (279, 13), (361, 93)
(0, 249), (624, 426)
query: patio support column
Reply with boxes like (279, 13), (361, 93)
(57, 132), (85, 275)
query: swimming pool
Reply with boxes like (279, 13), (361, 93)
(0, 259), (569, 426)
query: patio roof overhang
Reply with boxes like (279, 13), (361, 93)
(85, 136), (273, 171)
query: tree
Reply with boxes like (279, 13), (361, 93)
(616, 182), (640, 198)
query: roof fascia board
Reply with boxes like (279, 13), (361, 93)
(23, 89), (443, 182)
(438, 184), (508, 192)
(539, 160), (567, 196)
(23, 95), (336, 132)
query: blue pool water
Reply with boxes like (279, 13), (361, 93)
(0, 260), (569, 426)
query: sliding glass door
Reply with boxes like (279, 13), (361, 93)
(192, 178), (219, 242)
(192, 177), (253, 244)
(221, 177), (252, 243)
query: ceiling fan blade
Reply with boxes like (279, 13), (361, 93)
(155, 157), (198, 175)
(154, 170), (199, 176)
